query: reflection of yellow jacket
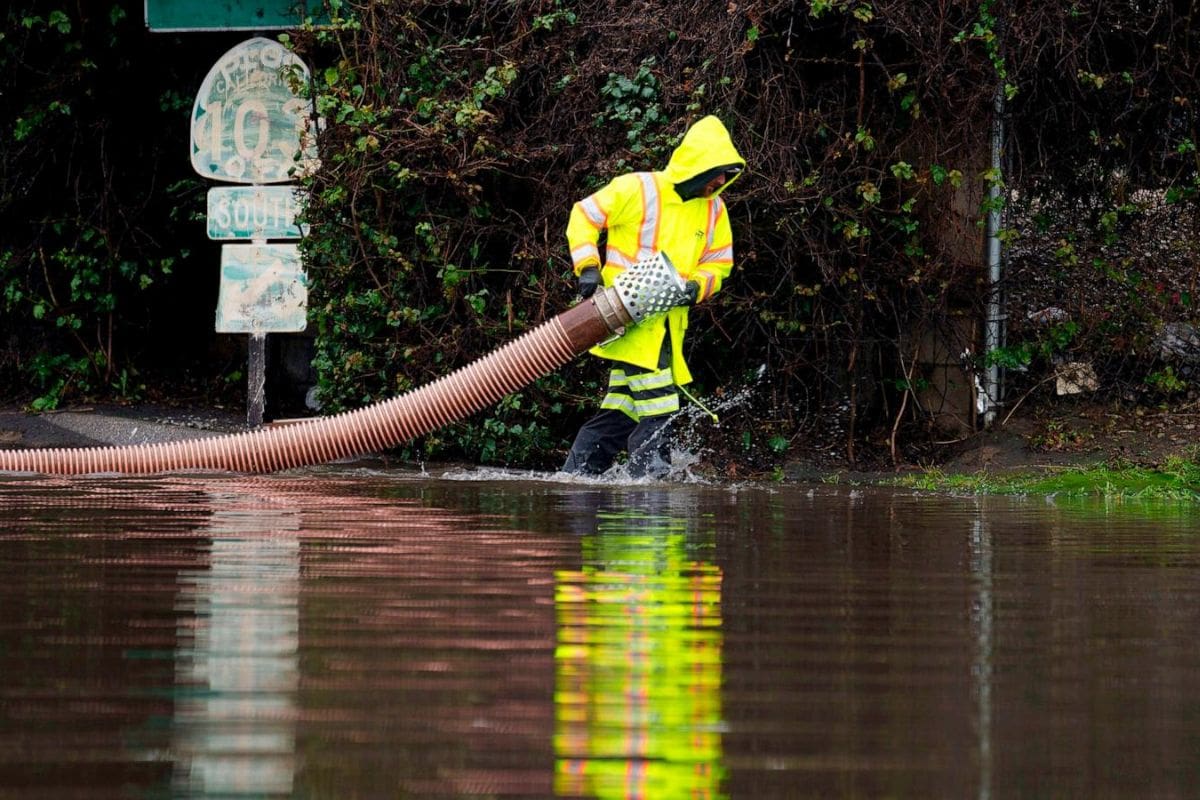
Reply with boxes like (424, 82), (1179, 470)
(567, 115), (744, 385)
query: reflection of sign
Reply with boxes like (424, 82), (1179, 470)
(147, 1), (330, 32)
(216, 244), (307, 333)
(190, 37), (319, 184)
(172, 530), (300, 796)
(207, 186), (307, 240)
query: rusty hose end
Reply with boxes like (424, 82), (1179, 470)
(556, 292), (624, 353)
(593, 287), (633, 334)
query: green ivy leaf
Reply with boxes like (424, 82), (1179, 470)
(48, 10), (71, 33)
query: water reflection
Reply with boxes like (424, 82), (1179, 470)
(172, 496), (301, 797)
(5, 476), (1200, 798)
(554, 495), (725, 799)
(970, 513), (993, 800)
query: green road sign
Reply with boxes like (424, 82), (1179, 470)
(146, 1), (329, 32)
(190, 37), (319, 184)
(208, 186), (307, 240)
(216, 244), (308, 333)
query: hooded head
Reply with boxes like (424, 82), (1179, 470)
(663, 115), (746, 201)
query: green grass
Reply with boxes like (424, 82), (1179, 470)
(893, 456), (1200, 501)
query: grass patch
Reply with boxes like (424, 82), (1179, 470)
(894, 456), (1200, 501)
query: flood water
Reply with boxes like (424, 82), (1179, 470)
(1, 469), (1199, 799)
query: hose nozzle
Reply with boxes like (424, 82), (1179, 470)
(611, 251), (691, 324)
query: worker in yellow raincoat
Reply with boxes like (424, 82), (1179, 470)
(561, 115), (745, 477)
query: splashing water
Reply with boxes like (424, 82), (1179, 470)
(440, 375), (769, 486)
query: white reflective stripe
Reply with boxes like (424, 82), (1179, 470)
(578, 196), (607, 228)
(633, 394), (680, 416)
(693, 269), (717, 302)
(605, 248), (636, 269)
(636, 173), (660, 259)
(607, 370), (630, 387)
(627, 370), (675, 391)
(698, 245), (733, 264)
(572, 242), (601, 266)
(600, 393), (637, 415)
(705, 197), (725, 249)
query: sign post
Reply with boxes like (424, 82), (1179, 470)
(190, 37), (318, 426)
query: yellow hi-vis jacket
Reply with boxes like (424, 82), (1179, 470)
(567, 115), (745, 386)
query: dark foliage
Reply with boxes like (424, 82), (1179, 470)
(0, 2), (251, 408)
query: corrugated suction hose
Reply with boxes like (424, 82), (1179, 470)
(0, 258), (684, 476)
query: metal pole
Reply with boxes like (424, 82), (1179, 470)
(248, 332), (266, 427)
(983, 82), (1006, 427)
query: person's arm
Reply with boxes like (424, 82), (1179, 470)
(691, 196), (734, 303)
(567, 194), (604, 276)
(566, 175), (637, 276)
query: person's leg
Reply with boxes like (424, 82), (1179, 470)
(626, 414), (673, 478)
(561, 409), (637, 474)
(625, 340), (679, 478)
(562, 361), (644, 474)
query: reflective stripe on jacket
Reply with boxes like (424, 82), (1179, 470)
(566, 115), (744, 386)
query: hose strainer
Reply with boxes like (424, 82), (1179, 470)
(611, 251), (691, 324)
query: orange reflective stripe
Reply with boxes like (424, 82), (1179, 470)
(605, 246), (637, 269)
(694, 269), (717, 301)
(571, 242), (601, 268)
(635, 173), (660, 259)
(698, 245), (732, 265)
(578, 196), (607, 228)
(706, 196), (727, 249)
(705, 197), (724, 249)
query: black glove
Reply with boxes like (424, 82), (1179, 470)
(577, 266), (601, 299)
(684, 280), (701, 306)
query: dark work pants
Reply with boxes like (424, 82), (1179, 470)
(561, 341), (676, 478)
(561, 410), (672, 477)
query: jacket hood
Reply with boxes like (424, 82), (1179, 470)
(662, 115), (745, 196)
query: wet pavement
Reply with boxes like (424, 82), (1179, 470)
(0, 404), (256, 449)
